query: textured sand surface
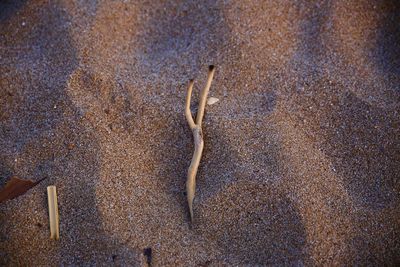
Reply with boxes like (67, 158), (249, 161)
(0, 0), (399, 266)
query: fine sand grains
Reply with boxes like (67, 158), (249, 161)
(0, 0), (399, 266)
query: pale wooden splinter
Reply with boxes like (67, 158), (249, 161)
(47, 185), (60, 240)
(185, 65), (215, 222)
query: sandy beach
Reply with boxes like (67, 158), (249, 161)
(0, 0), (399, 265)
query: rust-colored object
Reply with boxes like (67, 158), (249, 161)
(0, 176), (45, 204)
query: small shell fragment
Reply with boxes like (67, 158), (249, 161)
(207, 97), (219, 105)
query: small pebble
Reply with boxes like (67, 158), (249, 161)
(67, 143), (75, 150)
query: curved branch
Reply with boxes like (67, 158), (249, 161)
(196, 65), (215, 125)
(185, 79), (196, 129)
(186, 126), (204, 222)
(185, 65), (215, 223)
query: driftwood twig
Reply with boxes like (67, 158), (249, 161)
(47, 185), (60, 240)
(185, 65), (215, 222)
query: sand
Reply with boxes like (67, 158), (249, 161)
(0, 0), (399, 266)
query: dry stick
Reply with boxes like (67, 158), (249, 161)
(47, 185), (60, 240)
(185, 65), (215, 222)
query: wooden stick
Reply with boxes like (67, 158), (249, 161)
(185, 65), (215, 222)
(185, 79), (196, 130)
(47, 186), (59, 240)
(196, 65), (215, 125)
